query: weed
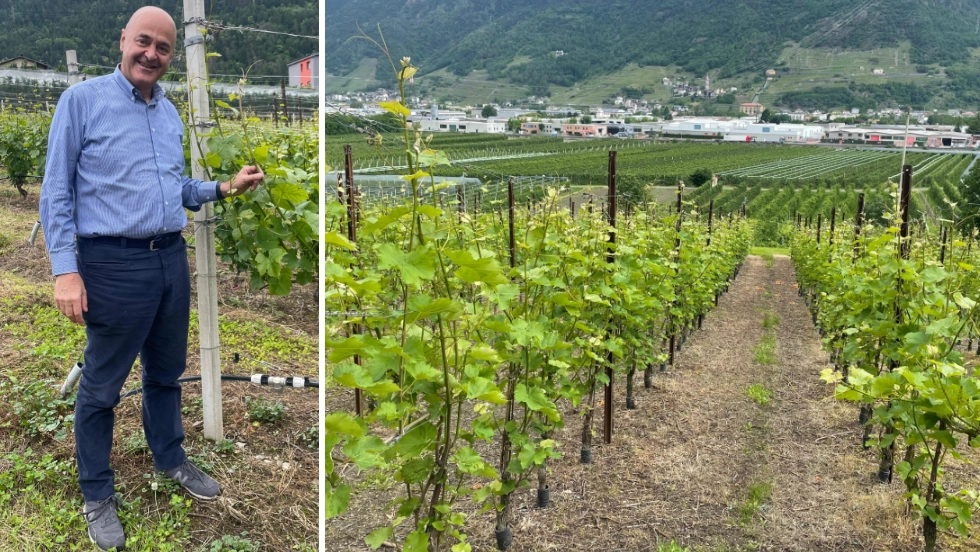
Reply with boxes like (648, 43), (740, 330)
(0, 449), (75, 501)
(297, 424), (318, 449)
(244, 395), (286, 425)
(1, 375), (75, 440)
(746, 384), (773, 406)
(4, 305), (87, 375)
(355, 468), (396, 492)
(0, 232), (10, 252)
(214, 439), (237, 455)
(761, 311), (780, 329)
(122, 429), (150, 455)
(752, 334), (776, 365)
(119, 494), (192, 550)
(657, 542), (690, 552)
(762, 253), (774, 269)
(181, 396), (203, 416)
(736, 480), (773, 525)
(208, 532), (258, 552)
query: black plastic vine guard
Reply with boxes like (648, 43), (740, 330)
(537, 486), (550, 508)
(494, 526), (513, 550)
(626, 396), (636, 410)
(580, 448), (592, 464)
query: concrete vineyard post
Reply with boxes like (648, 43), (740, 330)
(184, 0), (223, 441)
(66, 50), (80, 86)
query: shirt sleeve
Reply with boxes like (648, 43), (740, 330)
(39, 89), (83, 276)
(180, 176), (221, 211)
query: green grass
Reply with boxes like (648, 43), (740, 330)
(749, 247), (789, 257)
(0, 448), (195, 551)
(752, 334), (777, 365)
(736, 480), (773, 526)
(762, 311), (780, 329)
(746, 383), (773, 406)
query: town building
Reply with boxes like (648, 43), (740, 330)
(740, 103), (764, 116)
(659, 118), (823, 143)
(562, 123), (608, 137)
(0, 55), (49, 70)
(823, 127), (972, 148)
(521, 121), (563, 135)
(287, 54), (319, 89)
(419, 118), (507, 134)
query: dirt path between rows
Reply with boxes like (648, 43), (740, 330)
(329, 255), (939, 551)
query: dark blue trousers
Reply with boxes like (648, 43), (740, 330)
(76, 236), (189, 502)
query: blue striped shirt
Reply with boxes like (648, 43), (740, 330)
(40, 66), (220, 276)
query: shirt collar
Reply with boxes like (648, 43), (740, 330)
(111, 65), (164, 105)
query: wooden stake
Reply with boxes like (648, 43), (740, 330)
(344, 145), (363, 416)
(272, 92), (278, 128)
(603, 151), (616, 445)
(830, 206), (836, 246)
(280, 79), (290, 126)
(854, 193), (864, 259)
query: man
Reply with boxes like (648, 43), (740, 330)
(39, 6), (264, 551)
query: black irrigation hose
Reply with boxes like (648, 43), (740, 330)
(118, 374), (318, 399)
(59, 362), (318, 400)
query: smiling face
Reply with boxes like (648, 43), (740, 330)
(119, 7), (176, 101)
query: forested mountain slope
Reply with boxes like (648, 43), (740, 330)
(325, 0), (980, 94)
(1, 0), (317, 80)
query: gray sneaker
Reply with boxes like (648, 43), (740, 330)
(83, 495), (126, 551)
(163, 460), (221, 500)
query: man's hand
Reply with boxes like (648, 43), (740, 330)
(55, 273), (88, 325)
(221, 165), (264, 197)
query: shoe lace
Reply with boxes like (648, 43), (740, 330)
(84, 495), (121, 527)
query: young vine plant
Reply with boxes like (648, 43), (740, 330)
(325, 33), (751, 552)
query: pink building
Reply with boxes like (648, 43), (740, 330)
(562, 124), (607, 137)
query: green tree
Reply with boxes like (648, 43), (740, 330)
(961, 161), (980, 231)
(580, 114), (593, 124)
(507, 118), (521, 132)
(481, 104), (498, 118)
(689, 168), (712, 187)
(759, 108), (773, 122)
(968, 114), (980, 134)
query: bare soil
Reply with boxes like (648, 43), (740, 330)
(326, 254), (980, 551)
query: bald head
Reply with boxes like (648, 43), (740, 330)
(119, 6), (177, 101)
(125, 6), (177, 39)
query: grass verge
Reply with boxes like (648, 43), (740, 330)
(749, 247), (790, 257)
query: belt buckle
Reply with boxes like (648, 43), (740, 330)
(149, 237), (161, 251)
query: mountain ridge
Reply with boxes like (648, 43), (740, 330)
(325, 0), (980, 108)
